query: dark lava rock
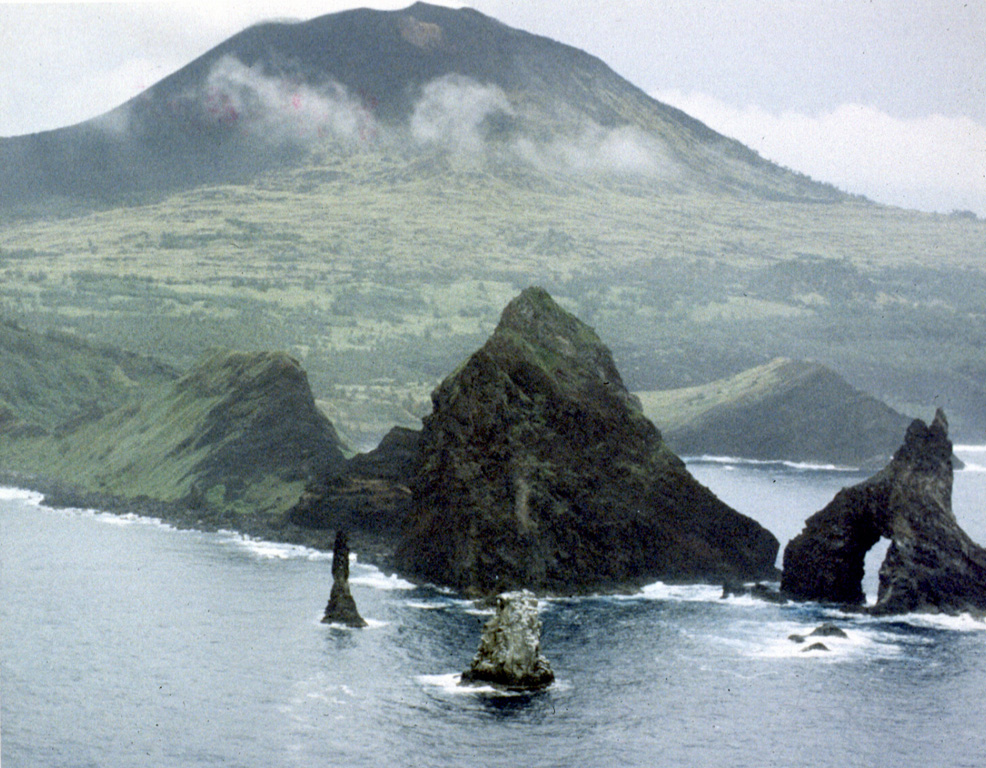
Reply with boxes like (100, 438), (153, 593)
(287, 426), (419, 563)
(321, 530), (367, 628)
(395, 287), (779, 596)
(721, 580), (788, 604)
(802, 642), (830, 653)
(348, 426), (422, 482)
(788, 634), (806, 644)
(460, 590), (554, 690)
(809, 623), (848, 639)
(781, 409), (986, 615)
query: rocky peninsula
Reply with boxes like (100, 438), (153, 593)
(637, 357), (913, 468)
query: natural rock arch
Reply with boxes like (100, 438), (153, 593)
(781, 410), (986, 614)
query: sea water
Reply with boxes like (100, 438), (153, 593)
(2, 448), (984, 768)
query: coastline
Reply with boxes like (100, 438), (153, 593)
(0, 470), (766, 600)
(0, 470), (397, 571)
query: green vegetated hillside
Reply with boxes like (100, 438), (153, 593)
(2, 152), (983, 446)
(636, 358), (915, 467)
(0, 318), (176, 436)
(1, 3), (983, 447)
(0, 349), (347, 522)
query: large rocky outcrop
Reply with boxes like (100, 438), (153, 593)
(287, 426), (419, 563)
(460, 591), (554, 690)
(321, 530), (368, 627)
(781, 410), (986, 614)
(395, 287), (778, 595)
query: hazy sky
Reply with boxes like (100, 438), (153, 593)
(1, 0), (984, 215)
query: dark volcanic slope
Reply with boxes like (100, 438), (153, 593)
(395, 287), (779, 595)
(1, 2), (845, 210)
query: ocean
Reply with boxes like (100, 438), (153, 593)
(2, 447), (985, 767)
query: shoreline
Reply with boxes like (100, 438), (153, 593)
(0, 470), (398, 572)
(0, 470), (771, 600)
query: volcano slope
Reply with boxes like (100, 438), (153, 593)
(2, 2), (983, 447)
(0, 2), (842, 210)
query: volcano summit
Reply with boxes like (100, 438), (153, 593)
(1, 2), (844, 210)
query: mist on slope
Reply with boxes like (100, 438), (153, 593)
(171, 56), (678, 178)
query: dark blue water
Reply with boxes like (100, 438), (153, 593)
(3, 449), (985, 768)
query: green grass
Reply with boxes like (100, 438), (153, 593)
(636, 358), (790, 431)
(1, 150), (984, 443)
(0, 349), (336, 519)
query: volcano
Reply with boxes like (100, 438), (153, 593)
(1, 2), (845, 212)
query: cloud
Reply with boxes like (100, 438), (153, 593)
(656, 89), (986, 216)
(198, 55), (376, 144)
(514, 123), (671, 177)
(410, 74), (513, 155)
(153, 62), (674, 178)
(410, 74), (672, 177)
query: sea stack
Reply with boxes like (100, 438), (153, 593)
(781, 409), (986, 614)
(321, 530), (368, 627)
(395, 287), (778, 596)
(461, 591), (554, 690)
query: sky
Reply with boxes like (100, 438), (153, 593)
(1, 0), (984, 215)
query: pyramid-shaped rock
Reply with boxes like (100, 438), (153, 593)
(395, 287), (778, 595)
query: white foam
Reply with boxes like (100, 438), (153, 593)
(745, 621), (901, 661)
(92, 511), (174, 531)
(869, 612), (986, 633)
(418, 673), (479, 694)
(217, 530), (332, 561)
(418, 673), (546, 697)
(630, 581), (724, 603)
(419, 672), (565, 697)
(321, 617), (388, 630)
(406, 600), (447, 610)
(348, 568), (416, 591)
(0, 487), (44, 504)
(684, 455), (858, 472)
(407, 595), (483, 612)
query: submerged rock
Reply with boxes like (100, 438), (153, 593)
(781, 410), (986, 615)
(790, 624), (847, 645)
(395, 287), (778, 596)
(321, 531), (367, 628)
(460, 590), (554, 690)
(802, 642), (830, 653)
(809, 623), (848, 639)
